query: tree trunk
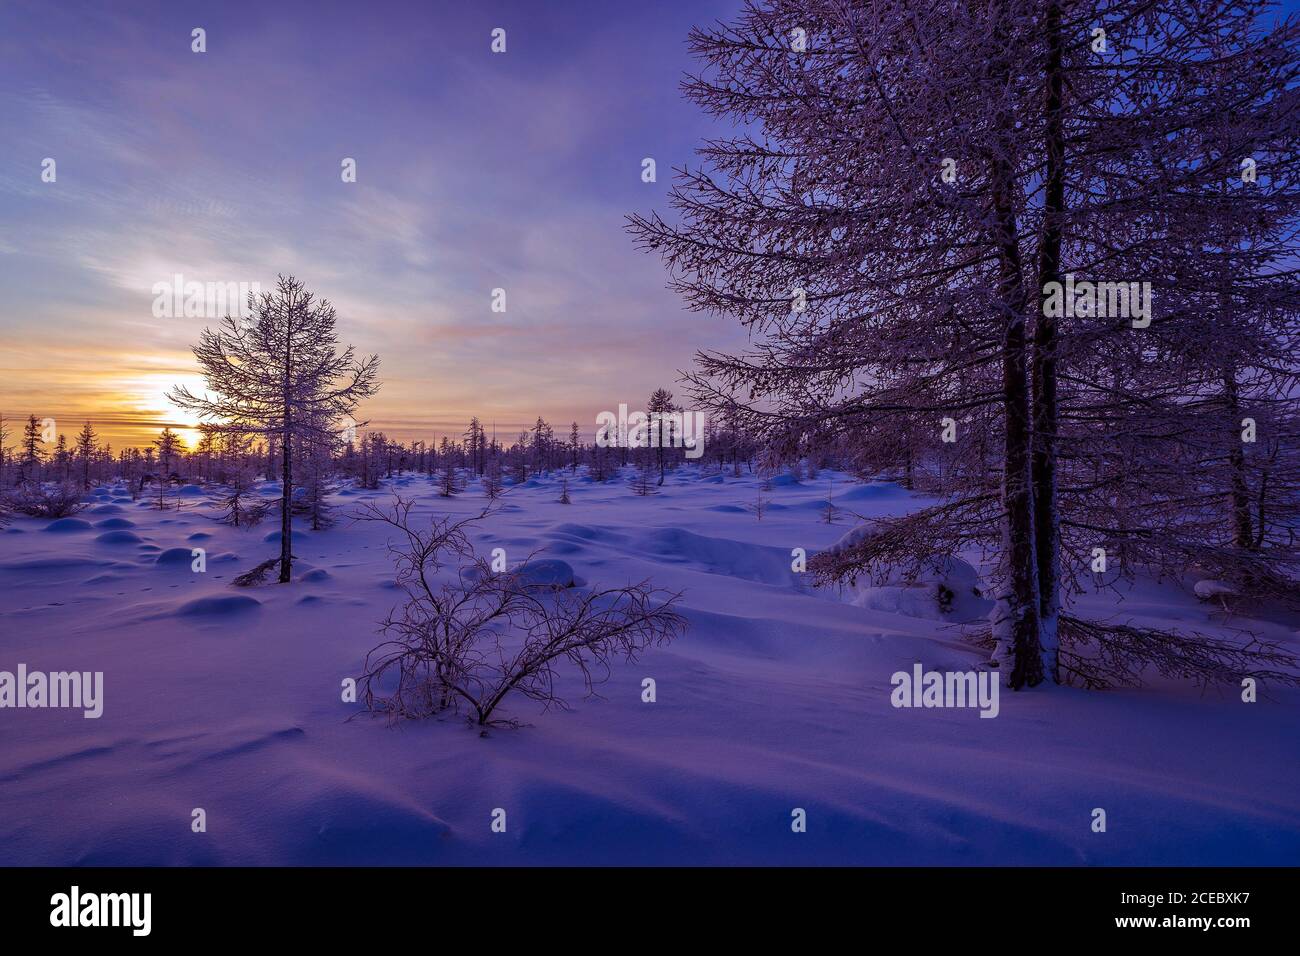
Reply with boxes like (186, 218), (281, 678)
(1224, 368), (1253, 549)
(1031, 0), (1065, 682)
(990, 150), (1043, 690)
(279, 323), (293, 583)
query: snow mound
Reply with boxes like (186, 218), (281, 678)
(551, 523), (627, 544)
(637, 527), (795, 586)
(155, 547), (198, 565)
(89, 504), (123, 514)
(1194, 579), (1239, 601)
(94, 517), (135, 529)
(43, 518), (93, 533)
(824, 523), (990, 622)
(839, 482), (910, 502)
(842, 556), (990, 622)
(96, 530), (142, 545)
(177, 594), (262, 616)
(512, 558), (576, 589)
(0, 556), (102, 571)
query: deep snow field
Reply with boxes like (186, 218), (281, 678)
(1, 467), (1297, 866)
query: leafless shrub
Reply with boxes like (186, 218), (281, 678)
(4, 483), (88, 519)
(355, 496), (686, 727)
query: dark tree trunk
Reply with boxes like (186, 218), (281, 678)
(279, 330), (293, 583)
(1032, 0), (1065, 682)
(1224, 369), (1253, 549)
(991, 147), (1043, 690)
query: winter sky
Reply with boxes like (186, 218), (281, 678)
(4, 0), (1299, 450)
(0, 0), (746, 449)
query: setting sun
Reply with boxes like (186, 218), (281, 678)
(122, 371), (208, 449)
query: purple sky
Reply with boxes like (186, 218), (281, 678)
(0, 0), (746, 447)
(4, 0), (1298, 449)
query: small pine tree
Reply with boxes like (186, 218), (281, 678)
(482, 463), (503, 500)
(559, 477), (571, 504)
(632, 464), (657, 496)
(294, 422), (337, 530)
(152, 474), (176, 511)
(20, 415), (42, 484)
(439, 460), (462, 498)
(218, 462), (270, 528)
(75, 421), (97, 490)
(154, 427), (181, 478)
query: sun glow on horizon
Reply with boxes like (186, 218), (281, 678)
(123, 371), (209, 450)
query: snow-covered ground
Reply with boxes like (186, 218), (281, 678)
(1, 468), (1296, 865)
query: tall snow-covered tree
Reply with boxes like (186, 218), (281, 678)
(170, 275), (380, 583)
(630, 0), (1300, 689)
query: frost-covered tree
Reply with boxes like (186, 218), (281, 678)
(630, 0), (1300, 690)
(154, 427), (181, 477)
(293, 409), (338, 531)
(170, 275), (380, 583)
(465, 417), (485, 476)
(482, 460), (504, 500)
(438, 457), (462, 498)
(647, 388), (678, 486)
(19, 414), (42, 484)
(0, 414), (9, 488)
(215, 432), (268, 528)
(73, 421), (96, 491)
(631, 463), (657, 497)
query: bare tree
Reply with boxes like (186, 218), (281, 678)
(170, 275), (380, 583)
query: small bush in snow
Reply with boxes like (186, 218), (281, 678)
(4, 483), (88, 519)
(355, 497), (685, 727)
